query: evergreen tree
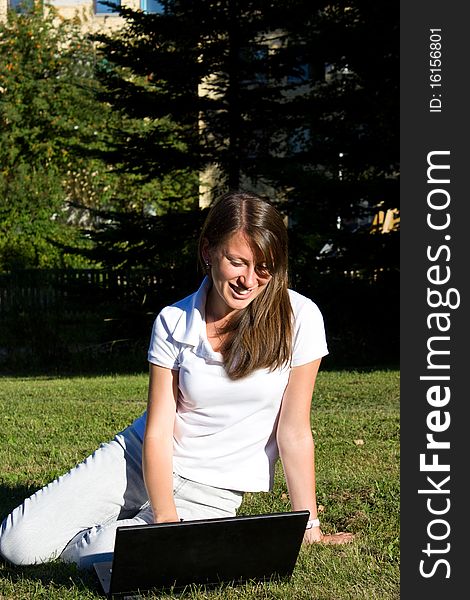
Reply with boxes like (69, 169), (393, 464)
(86, 0), (398, 277)
(91, 1), (319, 189)
(278, 0), (399, 281)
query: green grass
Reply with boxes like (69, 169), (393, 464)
(0, 370), (399, 599)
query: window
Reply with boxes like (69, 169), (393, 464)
(324, 62), (354, 83)
(141, 0), (165, 13)
(95, 0), (121, 15)
(287, 63), (310, 85)
(240, 45), (269, 85)
(8, 0), (27, 11)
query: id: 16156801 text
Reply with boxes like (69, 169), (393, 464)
(429, 28), (442, 113)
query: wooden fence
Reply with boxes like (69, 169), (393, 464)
(0, 269), (183, 316)
(0, 268), (197, 372)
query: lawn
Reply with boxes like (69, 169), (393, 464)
(0, 370), (399, 599)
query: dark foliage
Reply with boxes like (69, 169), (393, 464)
(83, 0), (398, 278)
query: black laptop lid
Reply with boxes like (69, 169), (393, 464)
(109, 510), (309, 597)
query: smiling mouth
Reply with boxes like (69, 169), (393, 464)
(229, 283), (255, 296)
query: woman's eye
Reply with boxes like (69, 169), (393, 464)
(256, 267), (272, 278)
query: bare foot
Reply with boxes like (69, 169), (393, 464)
(321, 532), (356, 545)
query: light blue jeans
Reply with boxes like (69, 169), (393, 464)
(0, 420), (243, 570)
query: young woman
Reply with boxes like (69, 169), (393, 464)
(0, 191), (348, 571)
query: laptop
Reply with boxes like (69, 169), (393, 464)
(94, 510), (309, 598)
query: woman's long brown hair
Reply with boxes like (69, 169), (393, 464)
(198, 191), (293, 380)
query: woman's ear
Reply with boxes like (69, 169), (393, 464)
(201, 238), (211, 265)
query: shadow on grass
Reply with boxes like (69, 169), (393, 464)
(0, 359), (399, 380)
(0, 558), (101, 595)
(0, 355), (148, 379)
(0, 484), (40, 521)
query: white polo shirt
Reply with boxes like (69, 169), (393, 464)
(133, 277), (328, 492)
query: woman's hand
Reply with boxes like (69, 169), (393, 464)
(303, 525), (323, 544)
(303, 527), (355, 545)
(154, 511), (180, 525)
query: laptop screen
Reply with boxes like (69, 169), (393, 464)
(104, 510), (309, 598)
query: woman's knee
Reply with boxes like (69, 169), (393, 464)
(0, 513), (54, 566)
(0, 486), (71, 567)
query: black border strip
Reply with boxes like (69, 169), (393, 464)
(401, 1), (468, 596)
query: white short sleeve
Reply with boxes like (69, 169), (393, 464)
(147, 309), (180, 370)
(290, 291), (329, 367)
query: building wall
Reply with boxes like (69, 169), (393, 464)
(0, 0), (142, 32)
(0, 0), (7, 20)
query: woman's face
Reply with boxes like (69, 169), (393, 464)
(203, 230), (272, 319)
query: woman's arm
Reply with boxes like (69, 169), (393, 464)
(277, 358), (323, 543)
(142, 363), (179, 524)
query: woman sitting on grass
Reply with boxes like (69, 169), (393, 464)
(0, 190), (351, 570)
